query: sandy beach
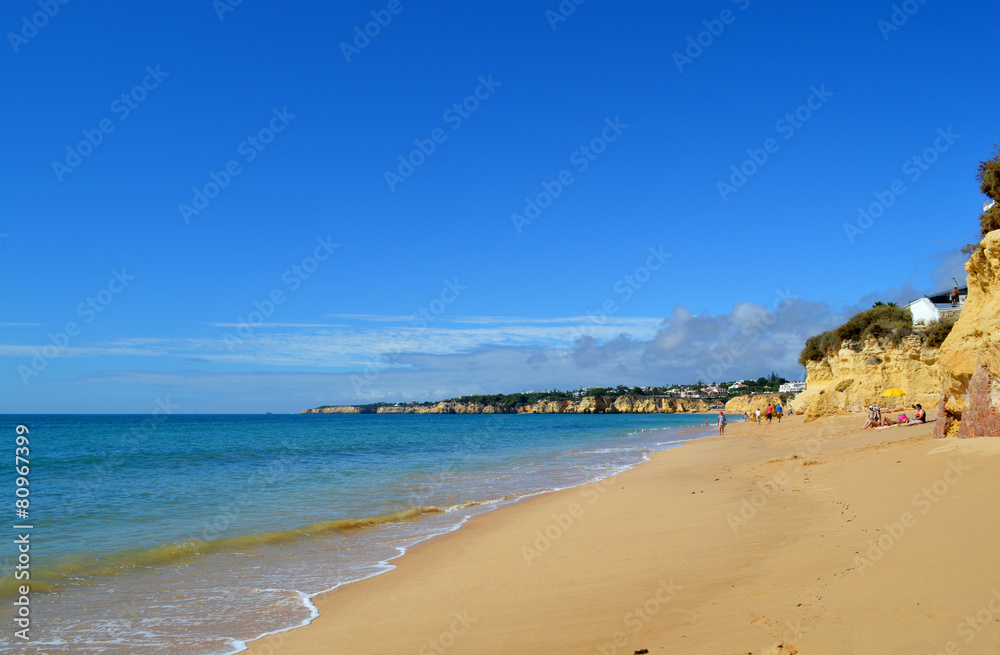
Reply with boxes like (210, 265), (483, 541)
(246, 414), (1000, 654)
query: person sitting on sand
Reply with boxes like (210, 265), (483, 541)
(862, 406), (877, 429)
(912, 404), (926, 423)
(717, 410), (727, 435)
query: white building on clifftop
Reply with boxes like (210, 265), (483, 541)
(905, 286), (967, 324)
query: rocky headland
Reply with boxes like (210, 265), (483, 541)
(302, 395), (724, 415)
(795, 230), (1000, 436)
(935, 230), (1000, 436)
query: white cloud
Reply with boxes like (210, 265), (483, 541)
(44, 299), (845, 410)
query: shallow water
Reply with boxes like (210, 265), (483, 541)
(0, 413), (713, 653)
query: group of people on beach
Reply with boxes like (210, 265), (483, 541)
(741, 402), (785, 426)
(862, 404), (927, 429)
(716, 400), (797, 435)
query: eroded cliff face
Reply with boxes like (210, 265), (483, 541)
(609, 396), (714, 414)
(302, 405), (369, 414)
(302, 395), (718, 415)
(794, 335), (940, 419)
(724, 394), (789, 415)
(520, 395), (714, 414)
(935, 231), (1000, 437)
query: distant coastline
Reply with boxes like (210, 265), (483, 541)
(303, 395), (729, 415)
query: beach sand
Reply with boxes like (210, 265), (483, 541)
(245, 414), (1000, 654)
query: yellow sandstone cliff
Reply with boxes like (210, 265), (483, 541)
(935, 231), (1000, 436)
(794, 334), (940, 419)
(723, 393), (790, 415)
(302, 395), (721, 415)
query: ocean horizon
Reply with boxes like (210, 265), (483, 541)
(1, 413), (716, 654)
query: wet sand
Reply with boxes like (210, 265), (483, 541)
(245, 413), (1000, 654)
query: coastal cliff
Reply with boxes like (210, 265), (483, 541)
(795, 335), (941, 419)
(724, 393), (789, 415)
(302, 395), (720, 415)
(935, 231), (1000, 436)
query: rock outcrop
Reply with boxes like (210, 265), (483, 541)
(302, 405), (372, 414)
(724, 394), (790, 415)
(935, 231), (1000, 437)
(302, 395), (720, 415)
(794, 335), (941, 419)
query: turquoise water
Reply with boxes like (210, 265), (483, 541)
(0, 413), (713, 653)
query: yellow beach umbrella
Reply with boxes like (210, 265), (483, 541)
(881, 388), (906, 397)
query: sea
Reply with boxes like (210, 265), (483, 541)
(0, 413), (717, 654)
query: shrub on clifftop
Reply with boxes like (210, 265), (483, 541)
(924, 317), (956, 349)
(798, 305), (913, 366)
(974, 144), (1000, 238)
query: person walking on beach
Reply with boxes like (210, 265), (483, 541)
(717, 410), (727, 435)
(765, 404), (774, 424)
(755, 408), (761, 424)
(775, 403), (783, 423)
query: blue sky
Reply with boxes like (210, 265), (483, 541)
(2, 0), (996, 413)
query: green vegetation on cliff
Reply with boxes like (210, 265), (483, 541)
(977, 144), (1000, 236)
(315, 376), (793, 414)
(799, 304), (957, 367)
(962, 144), (1000, 254)
(799, 305), (914, 366)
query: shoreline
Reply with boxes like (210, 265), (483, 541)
(243, 411), (1000, 654)
(235, 421), (717, 654)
